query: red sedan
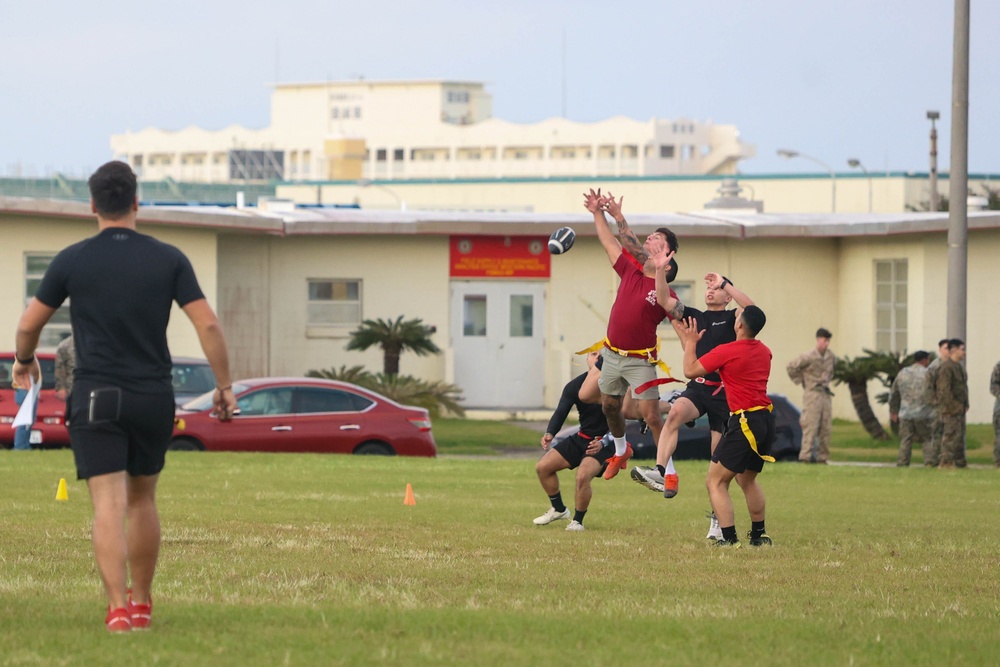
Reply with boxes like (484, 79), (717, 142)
(0, 352), (69, 448)
(171, 377), (437, 457)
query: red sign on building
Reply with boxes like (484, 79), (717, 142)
(449, 236), (550, 278)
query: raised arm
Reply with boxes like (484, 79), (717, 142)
(653, 244), (684, 320)
(604, 193), (648, 264)
(705, 272), (754, 308)
(584, 188), (622, 265)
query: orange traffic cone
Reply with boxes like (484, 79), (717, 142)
(55, 478), (68, 501)
(403, 483), (416, 506)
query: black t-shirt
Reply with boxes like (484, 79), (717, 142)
(682, 306), (737, 384)
(35, 227), (205, 392)
(546, 372), (609, 440)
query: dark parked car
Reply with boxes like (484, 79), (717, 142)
(171, 377), (437, 456)
(553, 393), (802, 461)
(170, 357), (217, 406)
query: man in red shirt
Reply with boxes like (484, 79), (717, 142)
(674, 305), (774, 547)
(584, 188), (679, 480)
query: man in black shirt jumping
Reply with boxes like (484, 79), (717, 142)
(12, 161), (237, 633)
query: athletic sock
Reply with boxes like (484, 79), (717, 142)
(548, 493), (566, 513)
(655, 464), (666, 476)
(721, 525), (738, 543)
(613, 435), (628, 457)
(573, 509), (587, 523)
(751, 521), (766, 539)
(665, 458), (676, 475)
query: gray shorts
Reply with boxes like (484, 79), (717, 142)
(597, 351), (660, 400)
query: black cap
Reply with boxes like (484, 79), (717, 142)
(816, 328), (832, 339)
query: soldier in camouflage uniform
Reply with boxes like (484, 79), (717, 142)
(787, 328), (836, 463)
(923, 339), (951, 467)
(889, 351), (932, 466)
(936, 339), (968, 468)
(990, 359), (1000, 468)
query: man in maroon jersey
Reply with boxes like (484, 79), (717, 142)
(673, 305), (774, 548)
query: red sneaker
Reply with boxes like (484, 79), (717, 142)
(105, 606), (132, 633)
(602, 444), (633, 480)
(127, 589), (153, 630)
(663, 473), (679, 499)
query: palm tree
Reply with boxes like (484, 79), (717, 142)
(306, 365), (464, 418)
(833, 351), (893, 441)
(346, 316), (441, 376)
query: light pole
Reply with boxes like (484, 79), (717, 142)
(847, 158), (872, 212)
(927, 110), (940, 212)
(777, 148), (837, 212)
(357, 178), (407, 211)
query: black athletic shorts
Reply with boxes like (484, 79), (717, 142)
(711, 409), (775, 474)
(553, 432), (614, 472)
(680, 382), (730, 432)
(68, 379), (177, 480)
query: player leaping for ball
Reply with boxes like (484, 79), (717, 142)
(582, 188), (679, 480)
(633, 250), (756, 537)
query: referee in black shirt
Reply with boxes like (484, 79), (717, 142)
(12, 161), (237, 632)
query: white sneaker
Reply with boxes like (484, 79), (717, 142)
(630, 465), (665, 493)
(533, 507), (570, 525)
(566, 520), (585, 531)
(705, 512), (722, 540)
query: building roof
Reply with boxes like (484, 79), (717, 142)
(2, 195), (998, 240)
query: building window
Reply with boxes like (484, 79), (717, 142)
(25, 253), (71, 349)
(393, 148), (405, 161)
(307, 279), (361, 327)
(331, 108), (339, 119)
(875, 259), (907, 352)
(660, 145), (675, 159)
(376, 149), (387, 162)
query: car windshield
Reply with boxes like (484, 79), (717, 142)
(172, 362), (216, 395)
(180, 381), (249, 411)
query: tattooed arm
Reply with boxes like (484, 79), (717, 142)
(604, 193), (648, 264)
(584, 188), (623, 265)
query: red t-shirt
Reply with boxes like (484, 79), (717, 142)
(698, 339), (772, 412)
(606, 252), (671, 352)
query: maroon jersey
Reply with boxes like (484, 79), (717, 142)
(606, 253), (669, 353)
(698, 339), (772, 412)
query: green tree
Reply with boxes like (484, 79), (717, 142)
(832, 350), (899, 441)
(346, 316), (441, 376)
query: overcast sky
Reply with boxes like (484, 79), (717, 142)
(2, 0), (997, 179)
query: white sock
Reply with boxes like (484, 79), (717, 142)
(665, 458), (676, 475)
(613, 435), (628, 456)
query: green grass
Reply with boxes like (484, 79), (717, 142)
(434, 417), (999, 465)
(1, 449), (998, 666)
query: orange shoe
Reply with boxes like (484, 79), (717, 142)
(127, 589), (152, 630)
(602, 444), (633, 480)
(105, 606), (132, 633)
(663, 473), (679, 498)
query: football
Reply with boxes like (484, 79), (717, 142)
(548, 227), (576, 255)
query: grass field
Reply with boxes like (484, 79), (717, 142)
(1, 445), (998, 666)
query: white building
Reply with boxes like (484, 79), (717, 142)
(110, 80), (754, 183)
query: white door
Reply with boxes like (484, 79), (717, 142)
(451, 281), (546, 409)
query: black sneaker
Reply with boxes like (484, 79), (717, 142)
(748, 531), (772, 547)
(637, 418), (648, 434)
(713, 539), (742, 548)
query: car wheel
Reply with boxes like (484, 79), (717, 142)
(354, 441), (396, 456)
(168, 437), (204, 451)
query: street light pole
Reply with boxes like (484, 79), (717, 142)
(927, 110), (940, 212)
(357, 178), (407, 211)
(847, 158), (872, 213)
(777, 148), (837, 212)
(946, 0), (969, 343)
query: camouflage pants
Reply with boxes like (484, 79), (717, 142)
(799, 391), (832, 462)
(926, 413), (943, 466)
(939, 414), (966, 466)
(993, 401), (1000, 466)
(896, 418), (932, 466)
